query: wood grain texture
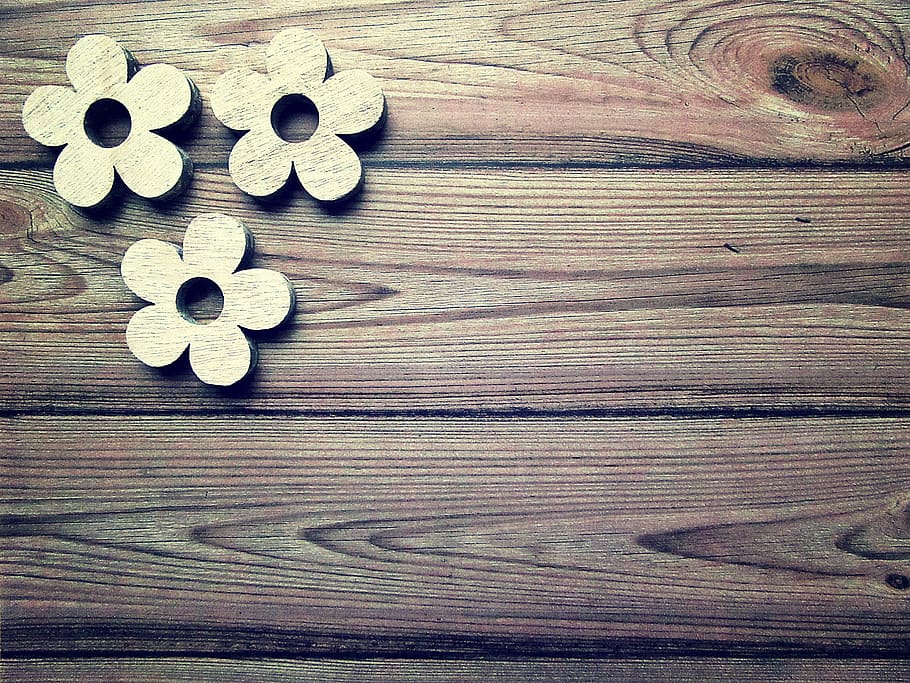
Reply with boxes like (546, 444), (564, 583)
(4, 0), (910, 167)
(2, 167), (909, 412)
(4, 0), (910, 677)
(4, 417), (910, 656)
(5, 658), (910, 682)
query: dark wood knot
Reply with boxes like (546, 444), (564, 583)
(770, 51), (885, 111)
(0, 198), (33, 239)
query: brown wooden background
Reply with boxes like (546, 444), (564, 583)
(3, 0), (910, 680)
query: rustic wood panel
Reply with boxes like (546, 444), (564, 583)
(3, 0), (910, 677)
(4, 0), (910, 166)
(2, 168), (909, 413)
(5, 657), (910, 683)
(4, 416), (910, 656)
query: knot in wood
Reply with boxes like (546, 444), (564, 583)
(770, 51), (885, 112)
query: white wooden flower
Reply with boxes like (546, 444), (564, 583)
(211, 28), (385, 202)
(121, 213), (295, 386)
(22, 34), (199, 208)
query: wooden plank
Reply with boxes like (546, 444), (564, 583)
(4, 657), (910, 682)
(2, 168), (910, 413)
(3, 0), (910, 166)
(3, 416), (910, 656)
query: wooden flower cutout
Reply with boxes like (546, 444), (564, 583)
(211, 28), (386, 202)
(121, 213), (295, 386)
(22, 34), (200, 208)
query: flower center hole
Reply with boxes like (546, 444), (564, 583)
(177, 277), (224, 325)
(83, 98), (132, 148)
(271, 93), (319, 143)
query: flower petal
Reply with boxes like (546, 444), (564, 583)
(221, 268), (295, 331)
(22, 86), (84, 146)
(126, 303), (191, 367)
(312, 70), (385, 136)
(228, 128), (292, 197)
(182, 213), (251, 276)
(66, 34), (134, 97)
(293, 129), (362, 202)
(189, 322), (256, 386)
(121, 238), (187, 303)
(120, 63), (198, 132)
(211, 68), (278, 131)
(115, 130), (190, 200)
(266, 28), (328, 90)
(53, 141), (115, 207)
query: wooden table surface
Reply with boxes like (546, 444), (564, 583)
(3, 1), (910, 680)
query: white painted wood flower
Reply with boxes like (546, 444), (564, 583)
(22, 34), (199, 208)
(121, 213), (295, 386)
(211, 28), (385, 202)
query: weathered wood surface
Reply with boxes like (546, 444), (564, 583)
(4, 417), (910, 656)
(6, 658), (910, 683)
(4, 0), (910, 167)
(3, 0), (910, 679)
(2, 168), (909, 412)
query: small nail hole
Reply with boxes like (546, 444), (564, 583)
(885, 573), (910, 590)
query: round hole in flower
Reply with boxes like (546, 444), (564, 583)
(270, 93), (319, 143)
(177, 277), (224, 325)
(83, 98), (132, 148)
